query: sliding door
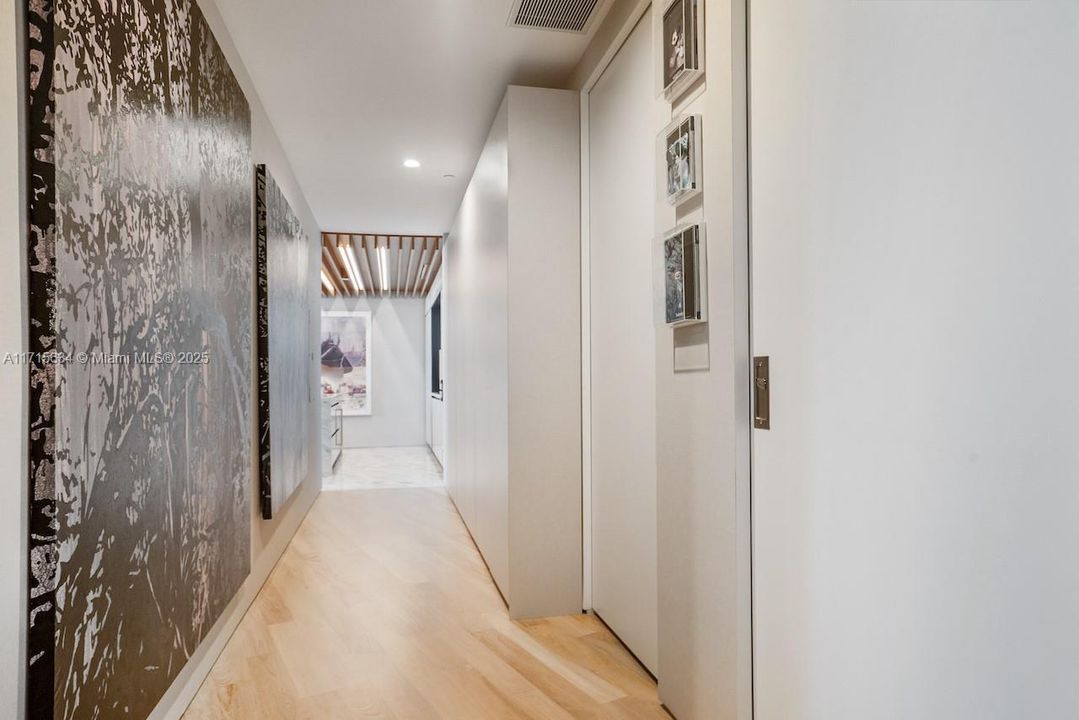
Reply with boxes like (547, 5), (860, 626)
(587, 12), (658, 673)
(751, 2), (1079, 717)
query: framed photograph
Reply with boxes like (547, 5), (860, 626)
(321, 310), (372, 416)
(661, 114), (703, 205)
(662, 223), (707, 326)
(659, 0), (704, 101)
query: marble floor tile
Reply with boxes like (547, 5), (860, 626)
(323, 446), (444, 491)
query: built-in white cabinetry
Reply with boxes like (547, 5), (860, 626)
(425, 275), (446, 468)
(444, 86), (581, 620)
(430, 395), (445, 466)
(320, 395), (342, 475)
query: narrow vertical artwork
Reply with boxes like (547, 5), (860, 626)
(25, 1), (254, 718)
(255, 165), (272, 516)
(25, 0), (58, 715)
(256, 164), (310, 519)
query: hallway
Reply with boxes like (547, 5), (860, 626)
(12, 1), (1079, 718)
(183, 487), (668, 720)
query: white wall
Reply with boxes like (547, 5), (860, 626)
(0, 0), (324, 717)
(750, 3), (1079, 719)
(585, 12), (659, 674)
(320, 296), (426, 450)
(446, 86), (582, 619)
(0, 0), (26, 715)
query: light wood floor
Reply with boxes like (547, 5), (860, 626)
(183, 487), (670, 719)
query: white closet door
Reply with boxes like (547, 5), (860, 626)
(588, 12), (658, 673)
(750, 2), (1079, 718)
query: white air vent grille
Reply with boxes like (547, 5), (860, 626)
(509, 0), (602, 33)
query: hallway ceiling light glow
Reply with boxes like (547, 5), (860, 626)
(337, 244), (363, 293)
(403, 158), (421, 169)
(378, 246), (390, 292)
(321, 269), (335, 295)
(335, 245), (352, 281)
(345, 246), (366, 292)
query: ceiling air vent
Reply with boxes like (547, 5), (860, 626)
(508, 0), (606, 34)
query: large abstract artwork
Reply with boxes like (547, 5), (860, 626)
(321, 311), (372, 415)
(25, 1), (253, 718)
(256, 164), (310, 519)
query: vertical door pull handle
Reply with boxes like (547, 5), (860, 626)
(754, 356), (770, 430)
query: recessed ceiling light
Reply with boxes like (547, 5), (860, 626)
(403, 158), (421, 169)
(442, 173), (456, 179)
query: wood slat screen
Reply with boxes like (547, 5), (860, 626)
(320, 233), (443, 297)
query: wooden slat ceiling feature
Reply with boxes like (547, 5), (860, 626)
(320, 233), (443, 297)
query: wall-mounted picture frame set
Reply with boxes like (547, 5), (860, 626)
(659, 0), (704, 101)
(660, 114), (703, 206)
(655, 1), (707, 329)
(661, 223), (707, 327)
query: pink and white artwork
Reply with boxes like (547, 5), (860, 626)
(321, 310), (373, 416)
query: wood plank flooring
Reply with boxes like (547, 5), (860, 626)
(183, 487), (670, 719)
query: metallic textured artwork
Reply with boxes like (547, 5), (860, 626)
(255, 167), (272, 516)
(26, 1), (58, 713)
(25, 1), (253, 718)
(256, 164), (310, 519)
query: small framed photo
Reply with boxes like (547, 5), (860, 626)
(661, 223), (707, 327)
(660, 114), (702, 206)
(659, 0), (704, 101)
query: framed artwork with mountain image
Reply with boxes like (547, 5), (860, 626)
(322, 310), (373, 416)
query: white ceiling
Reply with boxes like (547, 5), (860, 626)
(216, 0), (607, 235)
